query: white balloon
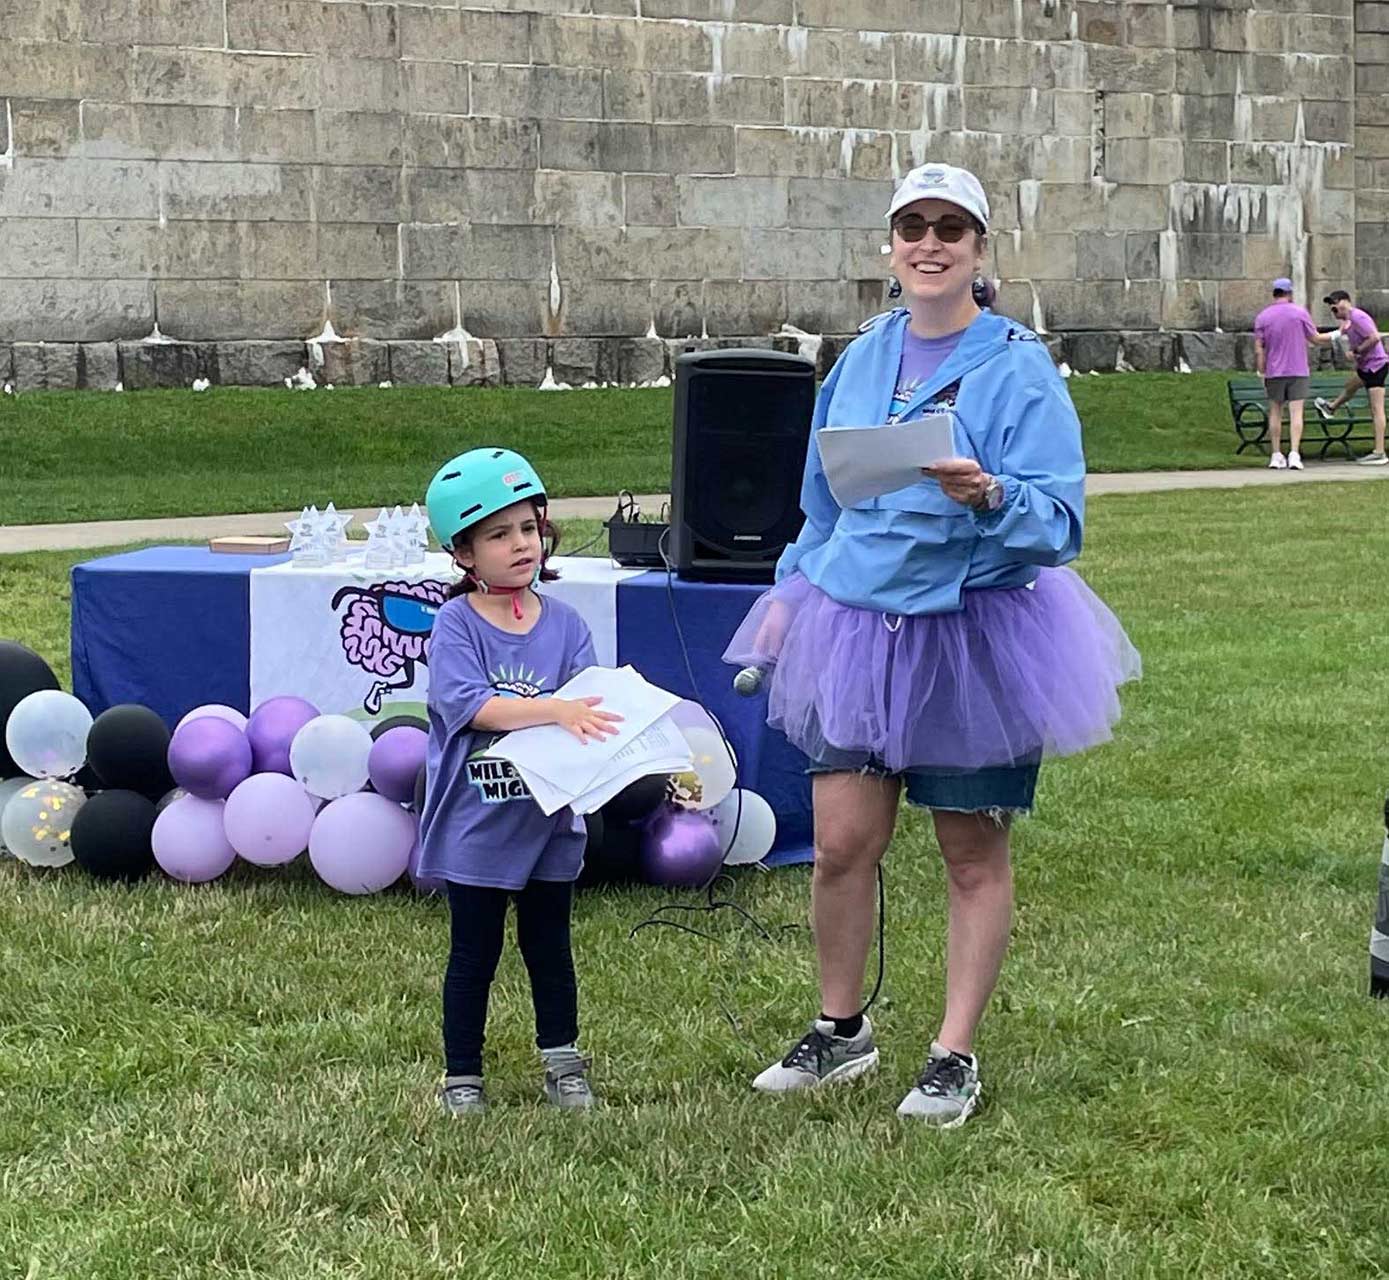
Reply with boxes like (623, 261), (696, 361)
(1, 780), (86, 867)
(0, 776), (33, 856)
(176, 703), (248, 733)
(289, 714), (373, 800)
(709, 789), (777, 865)
(668, 701), (736, 812)
(4, 690), (92, 779)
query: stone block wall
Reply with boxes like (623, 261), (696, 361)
(0, 0), (1374, 383)
(1357, 0), (1389, 316)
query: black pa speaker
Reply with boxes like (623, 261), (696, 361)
(670, 349), (816, 583)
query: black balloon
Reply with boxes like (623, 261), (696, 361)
(413, 762), (428, 813)
(0, 641), (60, 777)
(69, 789), (157, 882)
(577, 815), (644, 888)
(372, 714), (428, 741)
(87, 704), (174, 798)
(584, 810), (604, 855)
(73, 763), (105, 793)
(602, 773), (670, 825)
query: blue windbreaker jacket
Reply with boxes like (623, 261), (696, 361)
(776, 307), (1085, 616)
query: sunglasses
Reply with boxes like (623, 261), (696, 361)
(891, 213), (977, 244)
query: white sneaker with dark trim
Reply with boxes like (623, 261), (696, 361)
(896, 1042), (982, 1127)
(753, 1017), (879, 1092)
(1268, 451), (1287, 469)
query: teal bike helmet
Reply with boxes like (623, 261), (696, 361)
(425, 448), (547, 549)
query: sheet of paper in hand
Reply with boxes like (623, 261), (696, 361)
(489, 665), (693, 815)
(817, 414), (957, 507)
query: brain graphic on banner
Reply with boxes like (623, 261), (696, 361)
(249, 554), (633, 720)
(332, 579), (450, 715)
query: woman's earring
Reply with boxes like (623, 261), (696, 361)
(887, 277), (902, 299)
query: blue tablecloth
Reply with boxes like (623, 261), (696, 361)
(71, 547), (812, 866)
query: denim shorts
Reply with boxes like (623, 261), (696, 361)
(807, 747), (1041, 814)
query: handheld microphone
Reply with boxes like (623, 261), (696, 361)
(732, 665), (766, 697)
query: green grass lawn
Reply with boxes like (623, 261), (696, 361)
(2, 373), (1259, 526)
(4, 486), (1389, 1277)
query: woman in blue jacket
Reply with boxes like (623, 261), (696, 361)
(726, 163), (1140, 1125)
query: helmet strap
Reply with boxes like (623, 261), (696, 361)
(464, 568), (528, 620)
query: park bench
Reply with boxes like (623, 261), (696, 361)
(1228, 375), (1379, 459)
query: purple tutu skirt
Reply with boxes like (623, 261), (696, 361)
(723, 568), (1141, 773)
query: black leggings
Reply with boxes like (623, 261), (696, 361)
(443, 879), (578, 1077)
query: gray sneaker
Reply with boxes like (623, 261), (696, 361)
(896, 1042), (981, 1127)
(1356, 450), (1388, 466)
(439, 1074), (487, 1116)
(543, 1049), (597, 1109)
(752, 1016), (879, 1092)
(1314, 397), (1335, 422)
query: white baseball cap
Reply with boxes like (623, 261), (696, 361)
(885, 163), (990, 231)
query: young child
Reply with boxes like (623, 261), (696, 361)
(418, 447), (621, 1115)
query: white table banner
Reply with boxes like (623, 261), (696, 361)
(249, 553), (642, 719)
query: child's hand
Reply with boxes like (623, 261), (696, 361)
(555, 696), (623, 743)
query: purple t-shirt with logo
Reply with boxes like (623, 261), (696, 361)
(886, 327), (966, 423)
(1253, 301), (1317, 378)
(417, 593), (596, 890)
(1345, 306), (1388, 374)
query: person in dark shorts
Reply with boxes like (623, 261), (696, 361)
(1315, 290), (1389, 465)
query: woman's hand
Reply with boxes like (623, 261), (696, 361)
(924, 458), (991, 509)
(553, 695), (624, 743)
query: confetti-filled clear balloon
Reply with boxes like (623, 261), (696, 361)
(668, 701), (736, 812)
(5, 689), (92, 779)
(1, 779), (87, 866)
(0, 775), (34, 856)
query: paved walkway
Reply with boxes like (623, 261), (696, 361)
(2, 464), (1386, 554)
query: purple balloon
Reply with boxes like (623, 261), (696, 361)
(167, 717), (253, 801)
(368, 727), (428, 804)
(152, 796), (237, 883)
(639, 805), (723, 888)
(176, 703), (248, 733)
(223, 773), (315, 867)
(407, 820), (445, 895)
(246, 696), (319, 776)
(308, 792), (414, 895)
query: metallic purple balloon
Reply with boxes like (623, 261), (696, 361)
(368, 726), (428, 805)
(639, 805), (723, 888)
(167, 717), (253, 801)
(245, 696), (319, 776)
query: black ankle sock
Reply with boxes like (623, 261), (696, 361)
(821, 1012), (863, 1040)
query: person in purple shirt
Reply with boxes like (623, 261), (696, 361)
(1253, 277), (1328, 471)
(1314, 290), (1389, 465)
(420, 447), (622, 1116)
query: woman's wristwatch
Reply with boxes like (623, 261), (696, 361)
(978, 474), (1004, 512)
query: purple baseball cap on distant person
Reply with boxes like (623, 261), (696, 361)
(1271, 277), (1294, 294)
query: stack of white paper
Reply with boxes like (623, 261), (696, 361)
(489, 666), (694, 816)
(817, 413), (956, 507)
